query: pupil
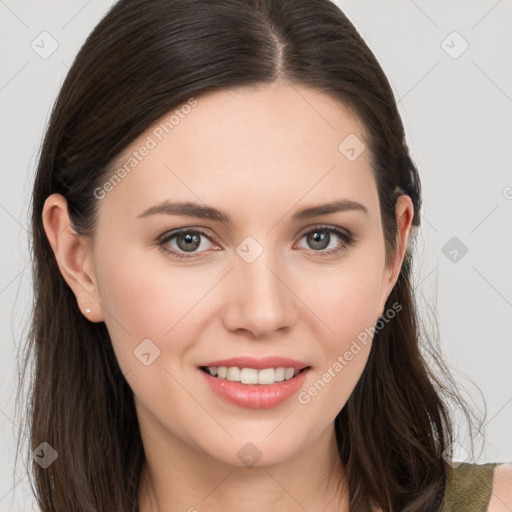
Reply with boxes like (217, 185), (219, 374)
(309, 230), (329, 250)
(178, 232), (200, 252)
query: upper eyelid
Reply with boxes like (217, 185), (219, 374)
(159, 224), (352, 249)
(159, 227), (218, 245)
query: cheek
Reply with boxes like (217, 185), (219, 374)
(94, 249), (217, 421)
(94, 241), (227, 371)
(300, 259), (385, 344)
(294, 259), (384, 413)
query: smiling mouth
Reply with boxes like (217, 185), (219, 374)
(199, 365), (311, 385)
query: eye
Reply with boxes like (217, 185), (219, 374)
(157, 225), (354, 261)
(158, 228), (218, 260)
(296, 226), (353, 257)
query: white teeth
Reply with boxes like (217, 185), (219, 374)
(274, 367), (285, 382)
(240, 368), (258, 384)
(284, 367), (295, 380)
(205, 366), (303, 385)
(227, 367), (240, 381)
(258, 368), (276, 385)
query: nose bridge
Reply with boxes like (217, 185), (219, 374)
(224, 237), (294, 336)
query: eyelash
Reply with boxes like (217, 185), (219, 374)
(157, 225), (354, 261)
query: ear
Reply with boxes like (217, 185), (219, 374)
(41, 193), (104, 322)
(378, 194), (415, 315)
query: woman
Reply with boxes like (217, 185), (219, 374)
(19, 0), (512, 510)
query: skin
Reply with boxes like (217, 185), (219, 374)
(488, 464), (512, 511)
(42, 79), (417, 511)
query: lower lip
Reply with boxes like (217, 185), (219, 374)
(198, 368), (311, 409)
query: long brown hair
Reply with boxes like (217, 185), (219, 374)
(16, 0), (479, 510)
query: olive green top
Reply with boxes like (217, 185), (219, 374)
(440, 462), (498, 512)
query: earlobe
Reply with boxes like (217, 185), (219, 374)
(41, 194), (103, 322)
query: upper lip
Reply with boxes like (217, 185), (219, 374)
(199, 356), (310, 371)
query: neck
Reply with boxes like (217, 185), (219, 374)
(137, 426), (350, 512)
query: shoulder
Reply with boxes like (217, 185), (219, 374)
(487, 463), (512, 511)
(442, 462), (501, 511)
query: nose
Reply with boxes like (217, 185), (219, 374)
(222, 249), (296, 338)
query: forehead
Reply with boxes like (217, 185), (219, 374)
(99, 81), (377, 225)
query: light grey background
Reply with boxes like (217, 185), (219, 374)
(1, 1), (511, 510)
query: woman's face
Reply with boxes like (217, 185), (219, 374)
(75, 81), (411, 467)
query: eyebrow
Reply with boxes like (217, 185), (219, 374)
(137, 198), (368, 223)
